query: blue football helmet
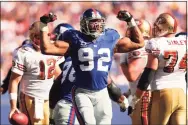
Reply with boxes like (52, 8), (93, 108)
(80, 8), (105, 38)
(53, 23), (75, 40)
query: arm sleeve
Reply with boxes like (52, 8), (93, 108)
(55, 56), (65, 65)
(145, 38), (161, 57)
(11, 49), (26, 75)
(120, 53), (128, 64)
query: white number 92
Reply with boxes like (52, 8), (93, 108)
(78, 48), (111, 72)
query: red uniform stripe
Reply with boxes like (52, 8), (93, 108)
(68, 107), (75, 125)
(92, 8), (97, 17)
(141, 91), (150, 125)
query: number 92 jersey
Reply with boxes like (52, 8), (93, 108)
(59, 29), (120, 90)
(145, 37), (187, 92)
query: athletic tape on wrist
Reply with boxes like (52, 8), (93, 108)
(123, 96), (129, 108)
(128, 19), (137, 28)
(40, 22), (49, 32)
(9, 93), (17, 100)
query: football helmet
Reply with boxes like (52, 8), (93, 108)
(80, 8), (105, 38)
(29, 21), (41, 46)
(53, 23), (75, 40)
(126, 19), (152, 38)
(153, 13), (177, 37)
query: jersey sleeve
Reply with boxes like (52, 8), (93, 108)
(145, 38), (161, 57)
(113, 29), (120, 41)
(58, 30), (72, 42)
(11, 49), (26, 75)
(55, 56), (65, 65)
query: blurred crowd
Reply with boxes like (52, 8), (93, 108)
(1, 1), (187, 84)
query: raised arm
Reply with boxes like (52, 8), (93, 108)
(39, 13), (70, 56)
(127, 39), (158, 115)
(114, 10), (144, 53)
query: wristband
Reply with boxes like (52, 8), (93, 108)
(40, 22), (49, 32)
(122, 96), (129, 108)
(127, 19), (137, 28)
(9, 93), (17, 100)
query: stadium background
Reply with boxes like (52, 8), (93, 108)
(1, 1), (186, 124)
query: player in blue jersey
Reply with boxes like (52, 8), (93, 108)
(48, 23), (79, 125)
(51, 56), (79, 125)
(39, 9), (144, 124)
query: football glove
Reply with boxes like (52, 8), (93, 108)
(40, 13), (57, 24)
(118, 95), (129, 112)
(127, 94), (140, 115)
(117, 10), (133, 22)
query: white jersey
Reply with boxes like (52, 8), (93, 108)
(11, 43), (64, 100)
(120, 40), (149, 95)
(145, 37), (187, 92)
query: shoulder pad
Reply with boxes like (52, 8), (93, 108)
(105, 28), (120, 40)
(145, 38), (161, 56)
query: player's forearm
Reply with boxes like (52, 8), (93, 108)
(8, 81), (19, 109)
(40, 30), (54, 54)
(129, 25), (144, 44)
(136, 55), (158, 97)
(115, 38), (144, 53)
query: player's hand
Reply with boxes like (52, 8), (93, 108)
(123, 89), (131, 98)
(40, 13), (57, 24)
(117, 10), (133, 22)
(118, 96), (129, 112)
(9, 108), (20, 119)
(127, 95), (140, 115)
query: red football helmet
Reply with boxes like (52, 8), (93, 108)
(126, 19), (152, 38)
(10, 112), (28, 125)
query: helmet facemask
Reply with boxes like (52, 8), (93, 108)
(80, 16), (105, 38)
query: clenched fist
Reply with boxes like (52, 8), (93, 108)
(117, 10), (133, 22)
(40, 13), (57, 24)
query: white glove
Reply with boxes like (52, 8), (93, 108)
(127, 95), (140, 115)
(119, 96), (129, 112)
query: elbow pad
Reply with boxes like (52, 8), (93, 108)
(137, 67), (156, 91)
(107, 83), (122, 102)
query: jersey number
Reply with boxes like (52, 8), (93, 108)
(38, 58), (56, 80)
(78, 48), (111, 72)
(163, 51), (187, 73)
(61, 61), (75, 83)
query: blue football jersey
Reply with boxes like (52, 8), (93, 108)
(59, 57), (76, 102)
(59, 29), (120, 90)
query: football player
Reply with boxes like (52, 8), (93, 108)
(8, 21), (64, 125)
(0, 39), (31, 95)
(120, 19), (152, 125)
(48, 23), (79, 125)
(39, 9), (145, 124)
(130, 13), (187, 125)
